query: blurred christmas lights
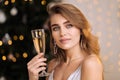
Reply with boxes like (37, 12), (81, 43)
(10, 7), (18, 16)
(0, 10), (6, 23)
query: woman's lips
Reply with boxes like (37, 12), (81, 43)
(59, 38), (71, 43)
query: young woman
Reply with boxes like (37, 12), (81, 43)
(27, 3), (104, 80)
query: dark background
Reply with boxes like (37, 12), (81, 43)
(0, 0), (61, 80)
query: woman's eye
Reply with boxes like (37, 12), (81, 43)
(66, 24), (73, 29)
(52, 26), (60, 31)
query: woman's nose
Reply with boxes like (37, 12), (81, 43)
(60, 27), (67, 37)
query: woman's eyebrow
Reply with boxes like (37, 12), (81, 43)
(51, 20), (70, 27)
(51, 24), (59, 27)
(63, 21), (70, 24)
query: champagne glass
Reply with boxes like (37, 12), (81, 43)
(31, 29), (49, 77)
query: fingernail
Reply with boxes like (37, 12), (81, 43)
(38, 53), (43, 55)
(41, 53), (44, 55)
(44, 58), (47, 61)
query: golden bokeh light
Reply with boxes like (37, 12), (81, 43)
(19, 35), (24, 40)
(117, 12), (120, 17)
(13, 35), (18, 40)
(118, 61), (120, 66)
(96, 16), (102, 22)
(103, 55), (109, 61)
(23, 52), (28, 58)
(118, 68), (120, 72)
(93, 0), (99, 5)
(110, 4), (114, 9)
(11, 0), (15, 3)
(2, 56), (7, 61)
(8, 40), (12, 45)
(41, 0), (46, 5)
(97, 8), (102, 13)
(96, 32), (102, 37)
(117, 0), (120, 2)
(0, 40), (3, 46)
(118, 54), (120, 58)
(119, 37), (120, 41)
(7, 53), (16, 62)
(118, 4), (120, 8)
(87, 4), (92, 10)
(109, 51), (113, 57)
(8, 53), (14, 60)
(106, 41), (111, 47)
(4, 0), (9, 5)
(12, 58), (16, 62)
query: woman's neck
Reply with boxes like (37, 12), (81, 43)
(64, 45), (86, 64)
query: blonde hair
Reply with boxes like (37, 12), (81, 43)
(46, 3), (100, 62)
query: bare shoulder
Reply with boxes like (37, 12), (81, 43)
(82, 54), (103, 71)
(81, 54), (103, 80)
(47, 58), (57, 73)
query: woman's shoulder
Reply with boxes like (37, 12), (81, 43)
(82, 54), (103, 70)
(81, 54), (104, 80)
(47, 58), (58, 73)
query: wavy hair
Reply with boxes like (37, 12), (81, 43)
(46, 3), (100, 62)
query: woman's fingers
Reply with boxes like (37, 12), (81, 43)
(35, 67), (46, 75)
(27, 53), (47, 80)
(28, 61), (47, 72)
(29, 66), (46, 76)
(28, 57), (47, 69)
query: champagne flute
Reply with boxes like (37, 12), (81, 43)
(31, 29), (49, 77)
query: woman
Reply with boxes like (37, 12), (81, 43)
(27, 3), (103, 80)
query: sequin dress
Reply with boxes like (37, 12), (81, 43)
(48, 66), (81, 80)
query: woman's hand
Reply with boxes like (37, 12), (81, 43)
(27, 53), (47, 80)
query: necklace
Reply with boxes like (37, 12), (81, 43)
(67, 56), (83, 65)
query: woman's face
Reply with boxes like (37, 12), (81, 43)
(50, 14), (81, 50)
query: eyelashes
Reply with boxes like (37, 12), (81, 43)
(52, 26), (60, 31)
(51, 24), (73, 31)
(66, 24), (73, 28)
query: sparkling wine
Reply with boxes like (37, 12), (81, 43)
(33, 37), (45, 53)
